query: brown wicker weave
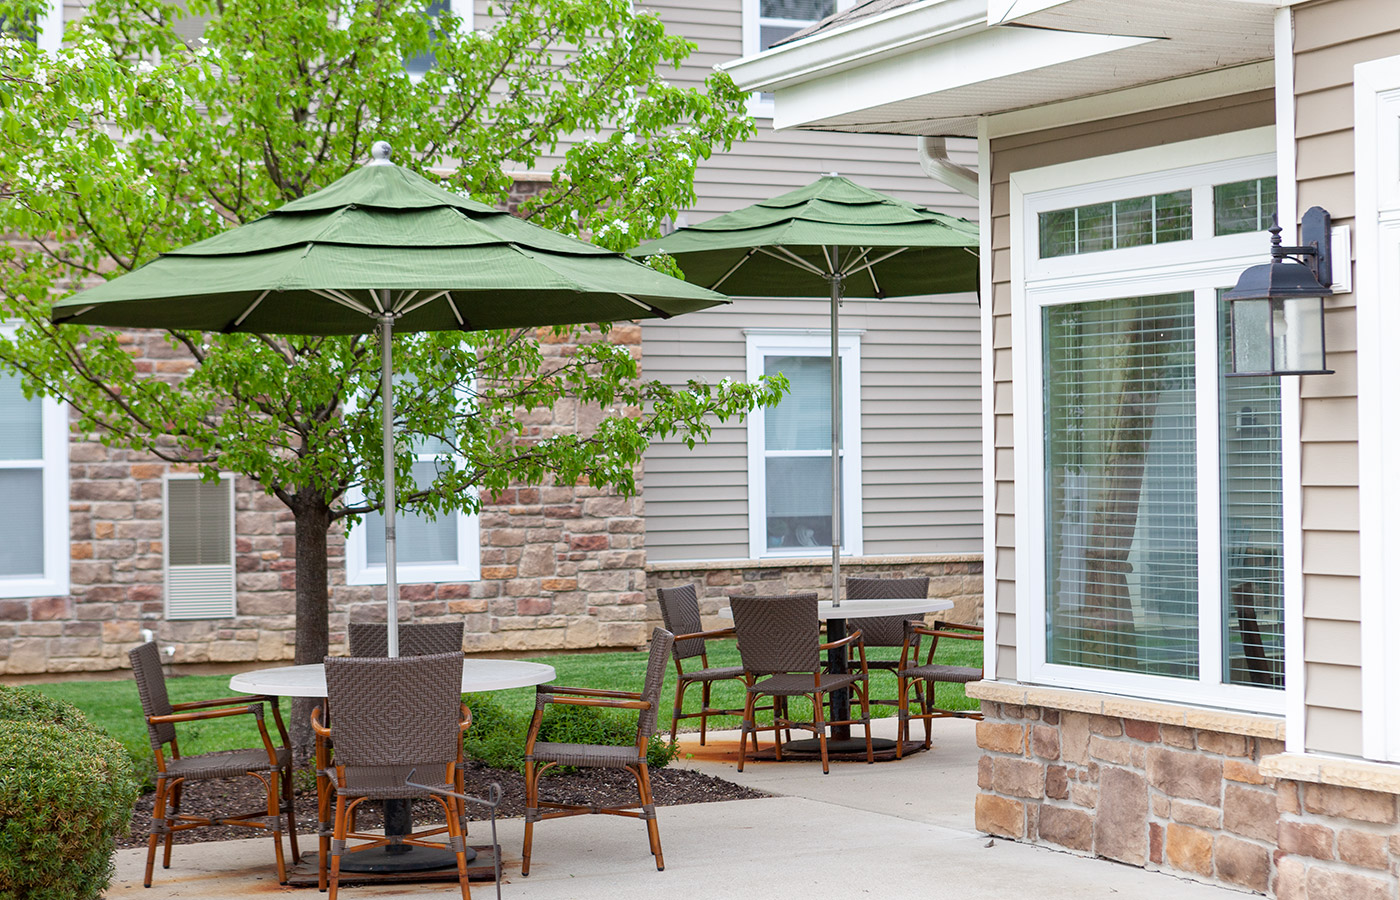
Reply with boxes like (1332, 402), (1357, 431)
(521, 628), (674, 877)
(312, 651), (473, 899)
(844, 576), (930, 714)
(895, 622), (985, 757)
(128, 641), (299, 888)
(656, 584), (751, 746)
(347, 621), (464, 657)
(730, 594), (874, 774)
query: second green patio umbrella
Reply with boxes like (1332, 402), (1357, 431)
(53, 141), (729, 657)
(632, 174), (978, 606)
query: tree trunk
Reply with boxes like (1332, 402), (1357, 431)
(289, 489), (332, 755)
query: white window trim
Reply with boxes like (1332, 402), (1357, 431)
(163, 472), (236, 620)
(36, 0), (61, 54)
(741, 0), (856, 119)
(1010, 127), (1289, 715)
(343, 473), (481, 586)
(1354, 53), (1400, 763)
(0, 324), (68, 600)
(745, 329), (862, 561)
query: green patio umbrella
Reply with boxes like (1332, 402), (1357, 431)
(631, 174), (978, 607)
(53, 142), (729, 658)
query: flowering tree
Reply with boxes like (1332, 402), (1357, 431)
(0, 0), (771, 736)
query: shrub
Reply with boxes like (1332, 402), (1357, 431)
(0, 687), (139, 900)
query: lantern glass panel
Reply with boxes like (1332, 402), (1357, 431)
(1231, 298), (1275, 375)
(1272, 296), (1327, 373)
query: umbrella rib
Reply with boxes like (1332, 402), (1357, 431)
(311, 288), (375, 316)
(758, 246), (826, 277)
(444, 293), (469, 328)
(231, 289), (272, 329)
(392, 290), (421, 314)
(842, 247), (907, 279)
(620, 294), (669, 318)
(398, 290), (450, 317)
(710, 248), (759, 291)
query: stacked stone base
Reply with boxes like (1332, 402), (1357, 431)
(971, 693), (1400, 898)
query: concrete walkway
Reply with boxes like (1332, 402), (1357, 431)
(105, 719), (1244, 899)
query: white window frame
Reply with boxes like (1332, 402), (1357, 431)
(35, 0), (61, 53)
(344, 453), (481, 586)
(1355, 54), (1400, 763)
(741, 0), (856, 119)
(163, 472), (236, 620)
(0, 336), (69, 600)
(1010, 127), (1289, 714)
(745, 329), (862, 560)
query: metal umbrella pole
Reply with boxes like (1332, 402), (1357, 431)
(379, 308), (400, 659)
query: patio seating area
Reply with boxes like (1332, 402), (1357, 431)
(101, 716), (1245, 900)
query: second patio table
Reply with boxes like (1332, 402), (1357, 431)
(231, 658), (555, 874)
(720, 597), (954, 752)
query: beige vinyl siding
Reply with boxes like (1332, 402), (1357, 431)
(986, 91), (1276, 684)
(1291, 0), (1400, 756)
(643, 294), (981, 562)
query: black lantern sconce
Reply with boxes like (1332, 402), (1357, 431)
(1223, 206), (1335, 376)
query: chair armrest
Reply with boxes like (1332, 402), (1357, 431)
(819, 630), (864, 652)
(537, 685), (644, 700)
(310, 704), (331, 738)
(170, 695), (270, 712)
(674, 627), (735, 642)
(148, 703), (264, 725)
(911, 625), (984, 641)
(539, 695), (651, 711)
(460, 703), (473, 734)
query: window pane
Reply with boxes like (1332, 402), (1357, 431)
(765, 456), (837, 549)
(760, 0), (835, 19)
(1038, 191), (1193, 259)
(764, 355), (834, 451)
(404, 0), (450, 76)
(1215, 177), (1277, 236)
(0, 470), (43, 578)
(1218, 295), (1284, 688)
(1045, 293), (1199, 678)
(167, 479), (232, 566)
(0, 372), (41, 460)
(366, 460), (458, 566)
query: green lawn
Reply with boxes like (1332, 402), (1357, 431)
(31, 637), (982, 773)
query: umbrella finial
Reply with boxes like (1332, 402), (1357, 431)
(368, 141), (394, 167)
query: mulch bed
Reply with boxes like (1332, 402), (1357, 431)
(117, 759), (767, 850)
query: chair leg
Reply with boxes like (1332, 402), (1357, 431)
(267, 770), (288, 884)
(738, 690), (757, 773)
(859, 681), (874, 765)
(328, 794), (347, 900)
(521, 758), (536, 876)
(895, 675), (909, 760)
(812, 692), (829, 775)
(671, 678), (685, 747)
(444, 794), (472, 900)
(316, 766), (331, 891)
(283, 763), (300, 866)
(144, 777), (168, 887)
(923, 681), (934, 749)
(700, 681), (711, 746)
(637, 763), (664, 871)
(162, 779), (182, 869)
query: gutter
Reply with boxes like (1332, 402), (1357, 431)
(917, 136), (978, 197)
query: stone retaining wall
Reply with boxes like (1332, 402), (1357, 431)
(972, 699), (1400, 898)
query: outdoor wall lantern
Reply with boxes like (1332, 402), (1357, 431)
(1223, 206), (1335, 376)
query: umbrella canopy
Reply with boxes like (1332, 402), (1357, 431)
(631, 174), (979, 607)
(52, 142), (730, 656)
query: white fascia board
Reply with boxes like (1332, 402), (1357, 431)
(722, 0), (987, 94)
(986, 0), (1070, 25)
(770, 25), (1153, 132)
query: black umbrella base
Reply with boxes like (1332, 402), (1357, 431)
(338, 843), (477, 873)
(287, 846), (496, 885)
(746, 737), (927, 762)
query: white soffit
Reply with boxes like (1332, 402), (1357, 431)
(728, 0), (1277, 137)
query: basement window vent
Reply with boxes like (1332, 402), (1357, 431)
(164, 475), (235, 620)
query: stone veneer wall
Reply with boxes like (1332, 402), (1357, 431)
(972, 698), (1400, 898)
(645, 554), (983, 626)
(0, 321), (650, 675)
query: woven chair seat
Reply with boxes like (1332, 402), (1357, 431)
(748, 672), (863, 696)
(166, 746), (291, 780)
(530, 741), (644, 769)
(679, 665), (746, 683)
(900, 663), (982, 684)
(334, 764), (454, 799)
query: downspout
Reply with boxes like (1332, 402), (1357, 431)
(917, 135), (979, 198)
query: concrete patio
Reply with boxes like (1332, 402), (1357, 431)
(104, 718), (1246, 899)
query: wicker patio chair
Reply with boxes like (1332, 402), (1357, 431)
(730, 593), (874, 774)
(311, 651), (474, 899)
(843, 576), (930, 715)
(521, 627), (675, 876)
(347, 621), (464, 657)
(656, 583), (753, 745)
(128, 641), (299, 887)
(895, 621), (985, 758)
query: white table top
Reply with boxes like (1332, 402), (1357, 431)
(229, 658), (556, 698)
(718, 597), (954, 621)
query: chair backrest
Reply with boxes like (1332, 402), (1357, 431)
(637, 628), (675, 740)
(845, 576), (931, 647)
(324, 652), (463, 778)
(730, 593), (820, 675)
(129, 641), (176, 752)
(348, 621), (464, 658)
(656, 585), (704, 661)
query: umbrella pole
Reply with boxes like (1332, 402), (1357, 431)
(830, 258), (843, 608)
(380, 310), (401, 658)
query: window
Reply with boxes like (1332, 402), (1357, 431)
(1012, 128), (1285, 712)
(403, 0), (469, 77)
(745, 331), (861, 559)
(1213, 177), (1277, 236)
(0, 365), (69, 599)
(742, 0), (853, 116)
(164, 474), (236, 619)
(344, 416), (480, 586)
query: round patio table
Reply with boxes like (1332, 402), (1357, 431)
(231, 658), (555, 874)
(720, 597), (954, 753)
